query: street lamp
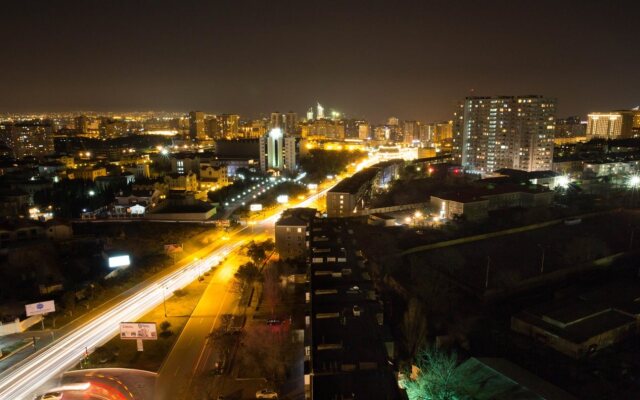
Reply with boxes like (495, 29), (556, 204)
(162, 286), (168, 317)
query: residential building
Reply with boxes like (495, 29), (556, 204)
(305, 218), (401, 399)
(402, 120), (419, 144)
(358, 122), (370, 140)
(326, 168), (379, 217)
(171, 153), (199, 174)
(259, 128), (297, 173)
(453, 95), (556, 172)
(555, 116), (586, 140)
(512, 280), (640, 359)
(199, 163), (229, 191)
(189, 111), (206, 140)
(586, 111), (635, 140)
(1, 121), (55, 159)
(73, 166), (107, 181)
(270, 112), (282, 129)
(275, 208), (316, 260)
(165, 172), (198, 192)
(284, 111), (298, 135)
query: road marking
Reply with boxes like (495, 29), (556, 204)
(189, 274), (234, 379)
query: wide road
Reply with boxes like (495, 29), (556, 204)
(0, 153), (377, 400)
(0, 172), (339, 400)
(155, 235), (268, 400)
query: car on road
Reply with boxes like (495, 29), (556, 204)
(256, 389), (278, 399)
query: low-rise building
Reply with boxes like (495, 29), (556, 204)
(145, 191), (216, 221)
(73, 166), (107, 181)
(512, 281), (640, 359)
(199, 163), (229, 191)
(431, 183), (553, 221)
(275, 208), (316, 260)
(164, 172), (198, 192)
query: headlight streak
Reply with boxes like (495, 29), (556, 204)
(0, 240), (243, 400)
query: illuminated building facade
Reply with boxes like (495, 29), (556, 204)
(586, 111), (634, 140)
(259, 128), (297, 173)
(453, 95), (556, 173)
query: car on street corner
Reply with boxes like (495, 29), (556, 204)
(256, 389), (278, 399)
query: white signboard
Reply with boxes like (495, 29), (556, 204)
(250, 203), (263, 212)
(25, 300), (55, 316)
(119, 322), (157, 340)
(108, 255), (131, 268)
(276, 195), (289, 204)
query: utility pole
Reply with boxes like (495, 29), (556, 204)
(485, 256), (491, 289)
(537, 244), (546, 274)
(162, 287), (167, 318)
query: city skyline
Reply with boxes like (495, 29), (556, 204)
(2, 1), (640, 121)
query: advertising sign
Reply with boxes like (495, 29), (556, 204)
(276, 195), (289, 204)
(249, 204), (263, 212)
(108, 255), (131, 268)
(25, 300), (56, 316)
(119, 322), (158, 340)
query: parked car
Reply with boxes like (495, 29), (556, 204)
(256, 389), (278, 399)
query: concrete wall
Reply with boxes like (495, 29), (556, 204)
(0, 315), (43, 336)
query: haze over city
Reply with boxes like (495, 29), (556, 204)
(2, 0), (639, 121)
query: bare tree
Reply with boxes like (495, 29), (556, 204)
(402, 298), (429, 358)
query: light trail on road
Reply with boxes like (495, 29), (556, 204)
(0, 156), (375, 399)
(0, 239), (245, 400)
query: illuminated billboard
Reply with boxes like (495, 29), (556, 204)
(25, 300), (56, 316)
(250, 204), (263, 212)
(108, 255), (131, 268)
(119, 322), (157, 340)
(276, 195), (289, 204)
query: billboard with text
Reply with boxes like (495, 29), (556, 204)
(119, 322), (157, 340)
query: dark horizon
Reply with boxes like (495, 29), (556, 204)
(2, 0), (639, 123)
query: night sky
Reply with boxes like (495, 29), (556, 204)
(2, 0), (639, 122)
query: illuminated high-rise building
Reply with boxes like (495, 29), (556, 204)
(586, 111), (634, 140)
(418, 123), (434, 145)
(358, 122), (371, 140)
(306, 107), (314, 121)
(316, 103), (325, 120)
(270, 112), (282, 129)
(452, 95), (555, 172)
(402, 120), (418, 144)
(259, 128), (297, 173)
(221, 114), (240, 137)
(189, 111), (206, 140)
